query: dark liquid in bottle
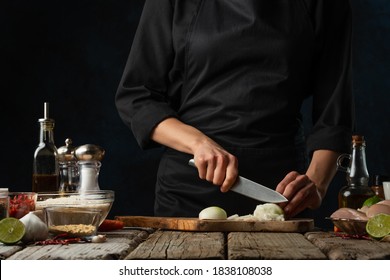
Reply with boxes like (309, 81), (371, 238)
(338, 185), (374, 209)
(32, 174), (59, 193)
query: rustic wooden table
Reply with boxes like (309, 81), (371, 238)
(1, 229), (389, 260)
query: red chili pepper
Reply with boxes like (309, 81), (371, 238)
(98, 219), (124, 231)
(333, 226), (342, 233)
(9, 194), (35, 219)
(35, 233), (82, 245)
(334, 232), (371, 240)
(35, 238), (82, 245)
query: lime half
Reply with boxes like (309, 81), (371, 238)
(366, 214), (390, 239)
(0, 217), (25, 245)
(362, 196), (382, 207)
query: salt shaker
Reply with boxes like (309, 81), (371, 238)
(75, 144), (105, 193)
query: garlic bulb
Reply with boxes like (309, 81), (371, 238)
(19, 212), (49, 243)
(91, 234), (107, 243)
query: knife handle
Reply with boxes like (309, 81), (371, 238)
(188, 159), (196, 167)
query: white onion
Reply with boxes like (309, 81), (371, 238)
(199, 206), (227, 220)
(253, 203), (285, 221)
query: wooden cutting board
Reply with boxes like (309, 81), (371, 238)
(115, 216), (314, 232)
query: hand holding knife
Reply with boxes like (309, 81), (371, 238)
(188, 159), (288, 203)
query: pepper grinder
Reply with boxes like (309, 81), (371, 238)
(57, 138), (79, 192)
(75, 144), (105, 193)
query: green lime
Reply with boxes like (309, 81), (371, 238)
(362, 195), (382, 207)
(366, 214), (390, 239)
(0, 217), (26, 245)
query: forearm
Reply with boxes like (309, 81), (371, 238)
(150, 117), (216, 155)
(305, 150), (340, 198)
(151, 117), (238, 191)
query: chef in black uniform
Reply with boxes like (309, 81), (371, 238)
(115, 0), (354, 219)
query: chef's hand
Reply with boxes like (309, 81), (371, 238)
(150, 117), (239, 192)
(193, 143), (238, 193)
(275, 150), (340, 218)
(275, 172), (322, 218)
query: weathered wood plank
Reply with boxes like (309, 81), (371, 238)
(228, 232), (327, 260)
(126, 231), (225, 259)
(0, 244), (24, 260)
(305, 232), (390, 260)
(6, 230), (149, 260)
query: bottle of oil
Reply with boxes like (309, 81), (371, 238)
(32, 102), (59, 192)
(337, 135), (374, 209)
(371, 174), (389, 200)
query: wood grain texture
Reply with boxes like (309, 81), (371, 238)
(126, 231), (225, 260)
(0, 244), (24, 260)
(116, 216), (314, 232)
(305, 232), (390, 260)
(6, 230), (149, 260)
(228, 232), (327, 260)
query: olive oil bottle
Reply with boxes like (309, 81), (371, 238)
(337, 135), (374, 209)
(32, 102), (59, 192)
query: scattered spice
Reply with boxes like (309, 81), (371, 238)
(35, 233), (82, 245)
(334, 232), (372, 240)
(34, 233), (107, 245)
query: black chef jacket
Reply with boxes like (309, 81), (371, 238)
(116, 0), (354, 217)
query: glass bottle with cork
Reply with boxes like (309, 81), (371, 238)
(32, 102), (59, 192)
(337, 135), (374, 209)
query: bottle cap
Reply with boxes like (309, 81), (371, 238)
(352, 135), (365, 146)
(38, 102), (55, 130)
(75, 144), (105, 161)
(57, 138), (76, 162)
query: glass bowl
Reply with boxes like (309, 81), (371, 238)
(36, 190), (114, 226)
(8, 192), (37, 219)
(44, 206), (102, 237)
(329, 218), (368, 235)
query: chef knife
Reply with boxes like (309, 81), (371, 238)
(188, 159), (288, 203)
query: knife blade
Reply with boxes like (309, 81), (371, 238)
(188, 159), (288, 203)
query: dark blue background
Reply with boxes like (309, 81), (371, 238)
(1, 0), (389, 229)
